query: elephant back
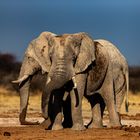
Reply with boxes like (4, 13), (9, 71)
(86, 42), (109, 95)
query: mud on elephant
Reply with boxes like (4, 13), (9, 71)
(52, 34), (129, 130)
(13, 31), (129, 130)
(85, 39), (129, 128)
(12, 31), (81, 129)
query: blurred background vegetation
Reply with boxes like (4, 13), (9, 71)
(0, 52), (140, 95)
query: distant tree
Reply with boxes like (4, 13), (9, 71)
(0, 52), (21, 92)
(129, 66), (140, 93)
(0, 52), (140, 94)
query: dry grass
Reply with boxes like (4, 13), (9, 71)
(121, 91), (140, 115)
(0, 86), (42, 118)
(0, 86), (140, 118)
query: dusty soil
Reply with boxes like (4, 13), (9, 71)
(0, 92), (140, 140)
(0, 125), (140, 140)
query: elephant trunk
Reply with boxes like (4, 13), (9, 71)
(49, 59), (72, 89)
(47, 58), (79, 106)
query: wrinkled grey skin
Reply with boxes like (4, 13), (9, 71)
(13, 31), (128, 131)
(12, 32), (75, 125)
(12, 31), (95, 130)
(85, 39), (129, 128)
(53, 35), (127, 130)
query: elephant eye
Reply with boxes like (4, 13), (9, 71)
(73, 41), (81, 47)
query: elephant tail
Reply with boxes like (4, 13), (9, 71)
(125, 67), (129, 112)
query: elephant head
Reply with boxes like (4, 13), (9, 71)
(66, 32), (96, 73)
(12, 31), (96, 125)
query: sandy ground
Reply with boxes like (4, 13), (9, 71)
(0, 92), (140, 140)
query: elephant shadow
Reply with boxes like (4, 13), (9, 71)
(49, 90), (106, 129)
(48, 81), (74, 129)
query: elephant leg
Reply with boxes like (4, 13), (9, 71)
(115, 86), (126, 123)
(71, 74), (86, 130)
(87, 93), (105, 128)
(40, 83), (52, 128)
(19, 79), (39, 125)
(51, 90), (64, 130)
(15, 56), (41, 125)
(62, 94), (73, 128)
(101, 77), (121, 128)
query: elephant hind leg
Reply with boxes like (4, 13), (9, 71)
(116, 86), (126, 113)
(86, 93), (105, 128)
(101, 86), (121, 127)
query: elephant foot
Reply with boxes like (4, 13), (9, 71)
(108, 121), (122, 129)
(62, 122), (72, 128)
(52, 124), (63, 130)
(71, 123), (86, 131)
(88, 122), (103, 129)
(20, 120), (39, 125)
(40, 118), (52, 129)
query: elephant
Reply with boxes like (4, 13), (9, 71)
(51, 36), (129, 130)
(12, 31), (128, 130)
(43, 33), (129, 130)
(12, 31), (81, 129)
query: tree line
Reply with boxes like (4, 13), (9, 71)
(0, 53), (140, 94)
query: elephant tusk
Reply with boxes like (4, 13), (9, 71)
(12, 75), (29, 85)
(72, 76), (79, 107)
(72, 76), (77, 89)
(46, 76), (51, 85)
(63, 91), (69, 101)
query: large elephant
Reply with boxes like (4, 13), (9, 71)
(48, 33), (128, 130)
(12, 31), (80, 128)
(13, 31), (127, 131)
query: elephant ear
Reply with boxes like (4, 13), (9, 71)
(74, 33), (96, 74)
(26, 31), (56, 73)
(86, 41), (109, 95)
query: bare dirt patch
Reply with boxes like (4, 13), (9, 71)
(0, 125), (140, 140)
(0, 90), (140, 139)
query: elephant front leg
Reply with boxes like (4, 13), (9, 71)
(19, 80), (39, 125)
(51, 91), (64, 130)
(71, 74), (86, 130)
(41, 85), (52, 129)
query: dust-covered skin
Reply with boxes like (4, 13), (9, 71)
(12, 32), (97, 130)
(85, 40), (129, 128)
(12, 31), (129, 130)
(12, 32), (83, 129)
